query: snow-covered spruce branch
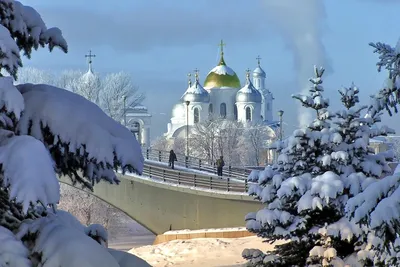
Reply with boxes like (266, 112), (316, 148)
(0, 1), (147, 266)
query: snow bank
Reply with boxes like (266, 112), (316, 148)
(164, 227), (247, 235)
(130, 236), (283, 267)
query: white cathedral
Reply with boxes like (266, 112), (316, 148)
(164, 41), (278, 141)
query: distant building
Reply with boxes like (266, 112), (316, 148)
(125, 105), (152, 148)
(163, 41), (279, 163)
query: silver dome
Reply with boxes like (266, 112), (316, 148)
(181, 80), (210, 103)
(253, 66), (266, 78)
(236, 73), (262, 103)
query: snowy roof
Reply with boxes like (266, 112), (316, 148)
(236, 74), (262, 103)
(181, 79), (210, 103)
(370, 136), (388, 143)
(208, 65), (235, 76)
(253, 66), (266, 78)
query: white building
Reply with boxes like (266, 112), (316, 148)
(125, 105), (152, 148)
(164, 41), (277, 140)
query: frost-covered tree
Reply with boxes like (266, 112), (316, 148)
(0, 1), (144, 266)
(101, 72), (145, 122)
(14, 67), (145, 124)
(341, 38), (400, 266)
(243, 66), (394, 266)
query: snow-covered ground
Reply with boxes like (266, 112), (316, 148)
(164, 227), (247, 235)
(129, 236), (285, 267)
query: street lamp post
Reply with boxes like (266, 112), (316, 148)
(185, 101), (190, 157)
(123, 95), (127, 126)
(278, 110), (284, 141)
(185, 101), (190, 167)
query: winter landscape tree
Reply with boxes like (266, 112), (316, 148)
(0, 1), (146, 266)
(16, 67), (145, 123)
(243, 65), (395, 266)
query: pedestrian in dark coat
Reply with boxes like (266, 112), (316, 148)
(216, 156), (225, 176)
(169, 150), (177, 169)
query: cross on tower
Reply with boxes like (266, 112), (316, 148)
(187, 72), (192, 86)
(256, 55), (262, 66)
(218, 40), (226, 55)
(245, 68), (251, 82)
(194, 68), (200, 81)
(85, 50), (96, 64)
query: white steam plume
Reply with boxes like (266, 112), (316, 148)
(263, 0), (332, 127)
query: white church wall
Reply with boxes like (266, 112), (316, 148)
(209, 88), (238, 120)
(236, 102), (262, 123)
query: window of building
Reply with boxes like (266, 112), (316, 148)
(234, 105), (238, 120)
(194, 108), (200, 123)
(208, 103), (213, 114)
(220, 103), (226, 118)
(267, 103), (270, 111)
(246, 107), (252, 121)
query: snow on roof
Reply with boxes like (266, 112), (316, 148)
(132, 105), (147, 111)
(209, 65), (235, 76)
(370, 137), (387, 143)
(186, 81), (208, 94)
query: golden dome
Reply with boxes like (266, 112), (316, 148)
(203, 40), (241, 89)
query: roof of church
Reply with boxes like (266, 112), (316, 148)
(203, 40), (241, 89)
(236, 70), (262, 103)
(253, 56), (266, 78)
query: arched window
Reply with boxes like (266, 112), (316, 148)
(267, 103), (270, 111)
(220, 103), (226, 118)
(246, 107), (252, 121)
(194, 108), (200, 123)
(208, 103), (213, 114)
(234, 105), (238, 120)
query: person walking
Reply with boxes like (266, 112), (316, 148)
(169, 150), (177, 169)
(216, 156), (225, 177)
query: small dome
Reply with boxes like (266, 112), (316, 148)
(203, 43), (241, 89)
(181, 73), (210, 103)
(172, 103), (185, 118)
(236, 71), (262, 103)
(253, 66), (266, 78)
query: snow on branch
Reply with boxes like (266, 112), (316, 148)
(0, 133), (60, 213)
(16, 83), (144, 190)
(0, 0), (67, 78)
(0, 226), (30, 267)
(17, 216), (120, 267)
(369, 39), (400, 117)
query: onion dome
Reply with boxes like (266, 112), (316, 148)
(253, 55), (266, 78)
(236, 70), (262, 103)
(181, 71), (210, 103)
(203, 40), (241, 89)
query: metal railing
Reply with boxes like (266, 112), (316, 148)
(142, 164), (249, 193)
(142, 148), (253, 180)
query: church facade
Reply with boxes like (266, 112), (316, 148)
(164, 41), (277, 142)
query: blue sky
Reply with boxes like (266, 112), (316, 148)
(20, 0), (400, 139)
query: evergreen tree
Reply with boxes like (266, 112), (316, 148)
(243, 67), (394, 266)
(0, 1), (144, 266)
(342, 38), (400, 266)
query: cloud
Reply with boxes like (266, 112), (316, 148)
(36, 1), (270, 54)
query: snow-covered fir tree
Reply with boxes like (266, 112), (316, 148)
(342, 38), (400, 266)
(243, 66), (394, 266)
(0, 1), (145, 266)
